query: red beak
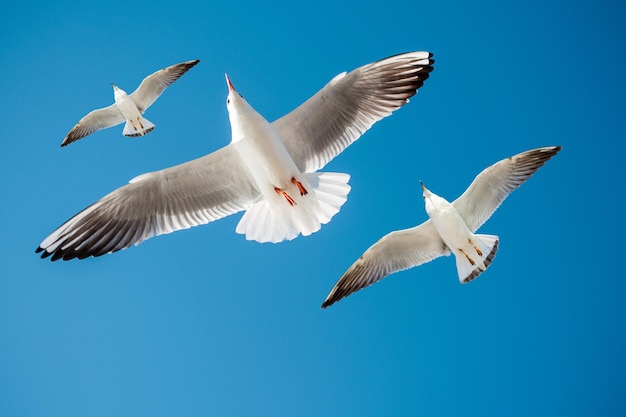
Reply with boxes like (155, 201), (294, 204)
(225, 73), (234, 91)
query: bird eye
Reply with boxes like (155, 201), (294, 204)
(227, 98), (231, 105)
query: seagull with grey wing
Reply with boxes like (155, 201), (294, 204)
(61, 59), (200, 146)
(321, 146), (561, 308)
(37, 51), (434, 260)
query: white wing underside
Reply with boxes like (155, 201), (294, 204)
(322, 222), (450, 308)
(130, 60), (200, 112)
(62, 105), (125, 145)
(274, 51), (434, 173)
(38, 145), (259, 260)
(452, 146), (562, 232)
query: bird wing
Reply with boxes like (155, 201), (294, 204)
(130, 59), (200, 113)
(37, 144), (260, 261)
(452, 146), (562, 232)
(322, 221), (449, 308)
(61, 104), (125, 146)
(273, 51), (434, 173)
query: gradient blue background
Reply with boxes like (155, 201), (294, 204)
(1, 0), (624, 416)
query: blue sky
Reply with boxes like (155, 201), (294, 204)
(1, 0), (624, 416)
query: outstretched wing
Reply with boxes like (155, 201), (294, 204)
(37, 144), (259, 261)
(453, 146), (562, 232)
(322, 221), (449, 308)
(61, 104), (124, 146)
(274, 51), (434, 173)
(130, 59), (200, 112)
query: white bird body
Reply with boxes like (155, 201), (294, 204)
(227, 83), (300, 185)
(322, 146), (562, 308)
(422, 184), (498, 283)
(226, 75), (340, 242)
(38, 51), (434, 260)
(112, 84), (155, 137)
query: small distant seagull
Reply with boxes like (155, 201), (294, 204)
(37, 51), (434, 261)
(60, 59), (200, 146)
(322, 146), (561, 308)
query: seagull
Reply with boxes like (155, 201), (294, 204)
(37, 51), (434, 261)
(321, 146), (561, 308)
(60, 59), (200, 146)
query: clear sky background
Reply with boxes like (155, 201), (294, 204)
(1, 0), (624, 416)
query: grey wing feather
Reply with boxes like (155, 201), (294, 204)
(322, 221), (449, 308)
(453, 146), (562, 232)
(61, 104), (124, 146)
(36, 144), (259, 261)
(273, 52), (434, 173)
(130, 59), (200, 112)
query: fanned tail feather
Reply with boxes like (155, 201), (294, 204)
(457, 234), (499, 283)
(236, 172), (351, 243)
(123, 116), (155, 137)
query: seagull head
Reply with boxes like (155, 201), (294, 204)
(224, 73), (264, 143)
(420, 182), (447, 216)
(421, 181), (439, 202)
(225, 74), (243, 103)
(225, 74), (249, 110)
(111, 83), (128, 100)
(421, 181), (436, 211)
(225, 74), (265, 126)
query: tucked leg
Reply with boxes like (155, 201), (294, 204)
(469, 239), (483, 256)
(275, 187), (296, 206)
(291, 177), (308, 196)
(459, 248), (475, 266)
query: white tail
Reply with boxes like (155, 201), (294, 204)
(236, 172), (351, 243)
(456, 234), (499, 283)
(123, 116), (155, 137)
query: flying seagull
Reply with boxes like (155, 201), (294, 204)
(37, 51), (434, 261)
(321, 146), (561, 308)
(60, 59), (200, 146)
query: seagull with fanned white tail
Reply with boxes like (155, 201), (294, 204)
(61, 59), (200, 146)
(321, 146), (561, 308)
(37, 51), (434, 260)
